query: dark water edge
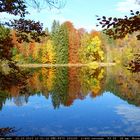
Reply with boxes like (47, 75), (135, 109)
(0, 66), (140, 136)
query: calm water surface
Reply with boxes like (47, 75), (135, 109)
(0, 66), (140, 136)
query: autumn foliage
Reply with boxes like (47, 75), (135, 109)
(10, 20), (105, 65)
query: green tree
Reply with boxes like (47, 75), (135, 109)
(51, 22), (69, 64)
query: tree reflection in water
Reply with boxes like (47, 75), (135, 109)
(0, 65), (140, 110)
(106, 66), (140, 106)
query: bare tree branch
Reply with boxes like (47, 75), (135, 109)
(24, 0), (66, 11)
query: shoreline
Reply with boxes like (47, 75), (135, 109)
(17, 63), (116, 68)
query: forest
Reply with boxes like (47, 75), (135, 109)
(0, 0), (140, 73)
(0, 20), (140, 66)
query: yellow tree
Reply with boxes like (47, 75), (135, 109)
(79, 36), (104, 63)
(41, 39), (56, 64)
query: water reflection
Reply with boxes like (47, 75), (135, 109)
(0, 66), (140, 136)
(106, 66), (140, 106)
(0, 66), (140, 109)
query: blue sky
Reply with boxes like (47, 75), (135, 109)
(1, 0), (140, 32)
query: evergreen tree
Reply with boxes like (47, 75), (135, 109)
(51, 22), (69, 64)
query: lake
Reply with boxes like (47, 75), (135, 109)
(0, 65), (140, 136)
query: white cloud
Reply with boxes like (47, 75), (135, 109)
(115, 104), (140, 124)
(116, 0), (140, 12)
